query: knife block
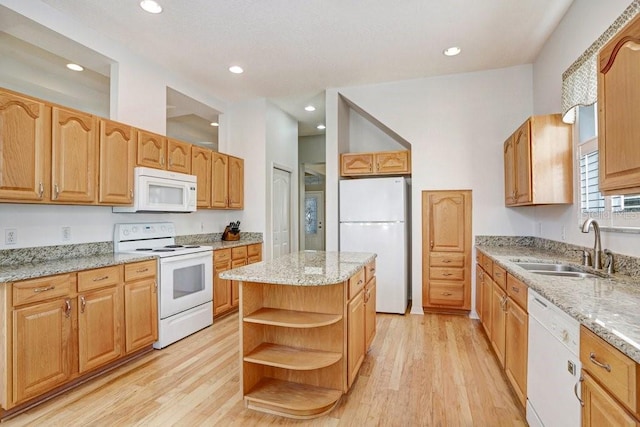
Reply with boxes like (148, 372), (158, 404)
(222, 226), (240, 241)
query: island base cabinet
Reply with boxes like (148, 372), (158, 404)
(347, 290), (365, 388)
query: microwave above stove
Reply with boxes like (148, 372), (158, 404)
(113, 167), (197, 213)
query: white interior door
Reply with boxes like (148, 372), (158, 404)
(304, 191), (325, 251)
(272, 167), (291, 258)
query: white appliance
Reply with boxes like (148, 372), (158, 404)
(339, 177), (409, 314)
(113, 167), (197, 213)
(114, 222), (213, 349)
(527, 289), (582, 427)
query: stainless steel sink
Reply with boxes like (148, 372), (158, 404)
(515, 262), (582, 272)
(530, 271), (599, 279)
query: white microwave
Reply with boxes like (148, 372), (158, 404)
(113, 167), (197, 213)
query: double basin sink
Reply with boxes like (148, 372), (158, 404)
(515, 262), (601, 279)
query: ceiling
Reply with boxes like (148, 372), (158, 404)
(3, 0), (574, 136)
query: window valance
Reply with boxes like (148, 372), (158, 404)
(561, 0), (640, 123)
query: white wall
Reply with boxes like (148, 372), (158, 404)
(299, 135), (326, 164)
(348, 109), (405, 152)
(532, 0), (640, 258)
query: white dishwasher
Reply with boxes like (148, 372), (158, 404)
(527, 289), (582, 427)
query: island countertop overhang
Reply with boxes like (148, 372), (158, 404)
(219, 250), (376, 286)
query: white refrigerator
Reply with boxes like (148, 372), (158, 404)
(339, 177), (409, 314)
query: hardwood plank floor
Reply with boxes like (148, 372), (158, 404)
(4, 313), (525, 426)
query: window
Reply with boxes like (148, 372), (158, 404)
(577, 104), (640, 229)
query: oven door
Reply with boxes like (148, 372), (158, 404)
(159, 251), (213, 319)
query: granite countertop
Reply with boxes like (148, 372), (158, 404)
(220, 250), (376, 286)
(477, 245), (640, 364)
(181, 236), (263, 251)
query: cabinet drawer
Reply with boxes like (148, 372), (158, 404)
(365, 260), (376, 283)
(13, 274), (75, 307)
(247, 243), (262, 257)
(493, 265), (506, 289)
(232, 246), (247, 260)
(429, 267), (464, 281)
(506, 274), (527, 309)
(580, 326), (639, 415)
(124, 260), (156, 281)
(215, 248), (231, 262)
(78, 265), (122, 292)
(428, 282), (465, 307)
(349, 268), (366, 299)
(476, 251), (483, 265)
(430, 253), (464, 268)
(481, 256), (494, 278)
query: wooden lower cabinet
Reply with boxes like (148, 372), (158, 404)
(214, 243), (262, 318)
(2, 260), (158, 413)
(582, 372), (637, 427)
(365, 277), (376, 350)
(481, 272), (492, 337)
(490, 277), (507, 368)
(347, 290), (365, 387)
(505, 299), (528, 407)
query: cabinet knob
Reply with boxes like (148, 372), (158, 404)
(80, 296), (86, 313)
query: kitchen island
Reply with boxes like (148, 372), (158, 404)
(220, 250), (377, 419)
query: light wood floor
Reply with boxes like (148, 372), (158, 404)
(4, 313), (525, 426)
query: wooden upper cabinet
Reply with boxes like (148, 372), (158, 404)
(51, 106), (98, 203)
(211, 152), (229, 208)
(503, 114), (572, 206)
(598, 14), (640, 195)
(98, 119), (135, 205)
(191, 146), (212, 207)
(341, 150), (411, 176)
(136, 130), (166, 169)
(228, 155), (244, 209)
(0, 90), (51, 202)
(167, 139), (191, 173)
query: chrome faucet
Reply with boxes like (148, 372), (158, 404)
(581, 218), (602, 269)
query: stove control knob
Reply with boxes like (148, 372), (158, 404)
(123, 229), (130, 236)
(161, 225), (167, 232)
(132, 226), (138, 233)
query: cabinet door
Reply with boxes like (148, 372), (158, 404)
(214, 257), (232, 316)
(505, 299), (528, 407)
(475, 267), (483, 323)
(503, 137), (517, 205)
(228, 155), (244, 209)
(374, 151), (410, 174)
(191, 146), (212, 207)
(347, 290), (365, 388)
(167, 139), (191, 173)
(51, 107), (97, 203)
(0, 90), (50, 202)
(490, 281), (507, 367)
(13, 298), (73, 403)
(124, 278), (158, 353)
(481, 274), (493, 337)
(136, 130), (166, 169)
(513, 122), (532, 204)
(98, 119), (135, 204)
(425, 192), (468, 253)
(365, 278), (376, 350)
(211, 152), (229, 208)
(78, 286), (122, 373)
(247, 243), (262, 264)
(583, 372), (637, 427)
(598, 17), (640, 195)
(341, 153), (374, 176)
(231, 258), (247, 308)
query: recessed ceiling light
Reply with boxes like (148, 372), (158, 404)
(66, 63), (84, 72)
(210, 122), (219, 127)
(305, 105), (316, 112)
(140, 0), (162, 14)
(229, 65), (244, 74)
(317, 124), (326, 130)
(443, 46), (461, 57)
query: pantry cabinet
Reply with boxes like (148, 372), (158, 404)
(597, 14), (640, 195)
(0, 89), (51, 202)
(503, 114), (572, 206)
(51, 106), (98, 203)
(98, 119), (135, 205)
(341, 150), (411, 176)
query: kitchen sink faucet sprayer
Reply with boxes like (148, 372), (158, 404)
(581, 218), (602, 270)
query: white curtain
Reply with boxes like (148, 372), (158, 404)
(561, 0), (640, 123)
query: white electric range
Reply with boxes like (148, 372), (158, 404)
(114, 222), (213, 349)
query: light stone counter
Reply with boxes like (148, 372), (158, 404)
(220, 250), (376, 286)
(477, 245), (640, 363)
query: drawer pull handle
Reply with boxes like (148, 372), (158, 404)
(33, 285), (56, 293)
(357, 279), (363, 285)
(370, 268), (376, 273)
(495, 272), (502, 277)
(80, 296), (86, 313)
(64, 299), (72, 318)
(93, 275), (110, 282)
(136, 268), (149, 273)
(442, 259), (451, 263)
(511, 286), (519, 293)
(589, 353), (612, 372)
(442, 292), (452, 296)
(442, 273), (453, 276)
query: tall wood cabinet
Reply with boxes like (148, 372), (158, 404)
(0, 90), (51, 202)
(422, 190), (472, 313)
(598, 13), (640, 195)
(503, 114), (572, 206)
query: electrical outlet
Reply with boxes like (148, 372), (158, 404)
(62, 226), (71, 241)
(5, 228), (17, 245)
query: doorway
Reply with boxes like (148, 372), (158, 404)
(272, 167), (292, 258)
(304, 190), (325, 250)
